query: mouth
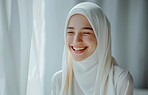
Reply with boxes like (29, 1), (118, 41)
(71, 46), (88, 54)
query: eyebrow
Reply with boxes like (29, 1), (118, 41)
(67, 27), (93, 30)
(67, 27), (74, 29)
(81, 27), (93, 30)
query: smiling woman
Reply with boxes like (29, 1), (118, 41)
(51, 2), (133, 95)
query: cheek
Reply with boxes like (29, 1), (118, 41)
(83, 36), (97, 46)
(66, 36), (73, 46)
(83, 36), (94, 43)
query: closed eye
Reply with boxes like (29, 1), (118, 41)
(83, 32), (90, 34)
(67, 32), (74, 33)
(66, 31), (74, 36)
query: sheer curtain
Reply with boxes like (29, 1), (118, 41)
(0, 0), (44, 95)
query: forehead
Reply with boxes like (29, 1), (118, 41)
(67, 14), (92, 27)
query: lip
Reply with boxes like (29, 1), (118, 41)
(71, 46), (88, 54)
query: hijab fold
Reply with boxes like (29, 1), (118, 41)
(60, 2), (116, 95)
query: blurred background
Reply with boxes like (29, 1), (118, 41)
(0, 0), (148, 95)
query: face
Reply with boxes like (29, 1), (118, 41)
(66, 14), (97, 61)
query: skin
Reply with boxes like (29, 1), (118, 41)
(66, 14), (97, 61)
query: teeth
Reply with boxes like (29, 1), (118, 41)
(73, 47), (86, 51)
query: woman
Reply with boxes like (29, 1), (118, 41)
(51, 2), (133, 95)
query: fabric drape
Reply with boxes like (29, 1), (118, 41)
(0, 0), (45, 95)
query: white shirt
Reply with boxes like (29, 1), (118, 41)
(51, 65), (133, 95)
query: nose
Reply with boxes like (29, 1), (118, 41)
(73, 33), (83, 44)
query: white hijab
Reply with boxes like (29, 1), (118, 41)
(60, 2), (116, 95)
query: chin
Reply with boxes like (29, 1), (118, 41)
(73, 56), (86, 61)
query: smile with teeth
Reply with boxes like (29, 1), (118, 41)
(71, 46), (88, 54)
(73, 47), (86, 51)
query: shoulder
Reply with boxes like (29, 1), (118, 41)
(52, 70), (62, 84)
(113, 65), (133, 82)
(113, 65), (133, 94)
(113, 65), (133, 85)
(51, 70), (62, 89)
(51, 70), (62, 94)
(52, 70), (62, 81)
